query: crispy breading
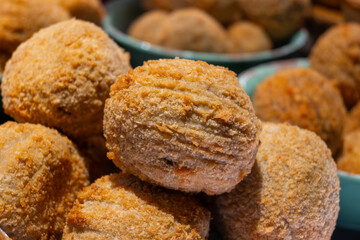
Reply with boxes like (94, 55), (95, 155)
(0, 0), (70, 54)
(62, 173), (211, 240)
(103, 58), (261, 195)
(310, 23), (360, 108)
(215, 122), (340, 240)
(0, 122), (89, 240)
(1, 19), (131, 139)
(253, 68), (346, 155)
(338, 130), (360, 174)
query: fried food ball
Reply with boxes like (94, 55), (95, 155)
(0, 121), (89, 240)
(62, 173), (211, 240)
(128, 10), (169, 44)
(227, 21), (272, 53)
(1, 19), (131, 139)
(0, 52), (10, 75)
(338, 130), (360, 174)
(253, 68), (346, 155)
(104, 58), (261, 195)
(76, 135), (119, 182)
(0, 0), (70, 54)
(50, 0), (105, 25)
(156, 8), (228, 53)
(215, 122), (340, 240)
(310, 23), (360, 108)
(205, 0), (243, 25)
(344, 101), (360, 134)
(238, 0), (311, 40)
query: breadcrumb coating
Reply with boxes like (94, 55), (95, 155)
(104, 58), (261, 195)
(62, 173), (211, 240)
(0, 0), (70, 54)
(254, 68), (346, 155)
(1, 19), (131, 139)
(310, 23), (360, 108)
(238, 0), (311, 40)
(338, 130), (360, 174)
(0, 122), (89, 240)
(215, 122), (340, 240)
(227, 21), (272, 53)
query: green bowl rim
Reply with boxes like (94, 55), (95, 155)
(338, 170), (360, 181)
(103, 0), (309, 63)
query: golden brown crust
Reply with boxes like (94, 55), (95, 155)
(0, 0), (70, 54)
(338, 130), (360, 174)
(254, 68), (346, 155)
(310, 23), (360, 108)
(63, 173), (210, 240)
(227, 21), (272, 53)
(156, 8), (228, 53)
(104, 58), (261, 195)
(215, 122), (340, 240)
(1, 19), (131, 139)
(0, 121), (89, 240)
(238, 0), (311, 40)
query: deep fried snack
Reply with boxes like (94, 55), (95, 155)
(310, 23), (360, 108)
(205, 0), (243, 25)
(338, 130), (360, 174)
(62, 173), (211, 240)
(0, 121), (89, 240)
(156, 8), (228, 53)
(227, 21), (272, 53)
(128, 10), (169, 44)
(238, 0), (311, 40)
(0, 0), (70, 54)
(76, 135), (119, 182)
(104, 58), (261, 195)
(253, 68), (346, 155)
(1, 19), (131, 139)
(344, 101), (360, 134)
(215, 122), (340, 240)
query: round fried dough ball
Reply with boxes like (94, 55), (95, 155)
(1, 19), (131, 139)
(338, 130), (360, 174)
(215, 122), (340, 240)
(205, 0), (243, 25)
(227, 21), (272, 53)
(62, 173), (211, 240)
(310, 23), (360, 108)
(156, 8), (228, 53)
(104, 58), (261, 195)
(253, 68), (346, 155)
(238, 0), (311, 40)
(128, 10), (169, 44)
(0, 0), (70, 54)
(0, 121), (89, 240)
(344, 101), (360, 134)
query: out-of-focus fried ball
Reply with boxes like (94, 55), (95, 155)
(0, 0), (70, 54)
(128, 10), (168, 44)
(104, 58), (261, 195)
(50, 0), (105, 25)
(1, 19), (131, 139)
(344, 101), (360, 134)
(205, 0), (243, 25)
(62, 173), (211, 240)
(253, 68), (346, 155)
(0, 122), (89, 240)
(76, 135), (119, 182)
(238, 0), (311, 40)
(215, 122), (340, 240)
(338, 130), (360, 174)
(310, 23), (360, 108)
(156, 8), (228, 53)
(0, 52), (10, 75)
(227, 21), (272, 53)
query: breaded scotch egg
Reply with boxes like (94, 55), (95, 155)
(0, 0), (70, 54)
(104, 58), (261, 195)
(62, 173), (211, 240)
(337, 130), (360, 174)
(156, 8), (228, 53)
(1, 19), (131, 139)
(215, 122), (340, 240)
(0, 122), (89, 240)
(310, 23), (360, 108)
(253, 68), (346, 155)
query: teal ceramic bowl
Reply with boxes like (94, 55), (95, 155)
(239, 58), (360, 231)
(103, 0), (309, 74)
